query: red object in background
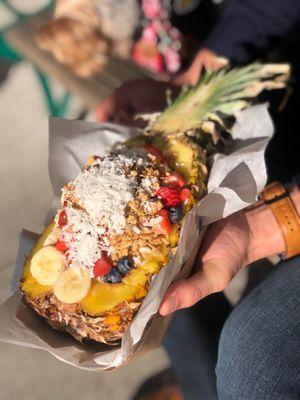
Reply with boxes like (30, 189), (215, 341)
(58, 210), (68, 226)
(133, 40), (165, 73)
(157, 209), (172, 235)
(141, 0), (162, 18)
(55, 239), (68, 253)
(156, 185), (181, 207)
(134, 0), (182, 74)
(145, 144), (166, 162)
(94, 257), (113, 278)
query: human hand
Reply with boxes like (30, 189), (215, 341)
(172, 48), (229, 86)
(159, 202), (285, 316)
(96, 78), (179, 127)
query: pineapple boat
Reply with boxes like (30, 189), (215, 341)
(20, 64), (290, 344)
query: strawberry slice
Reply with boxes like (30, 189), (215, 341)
(156, 209), (172, 235)
(55, 239), (68, 253)
(156, 186), (181, 207)
(165, 172), (186, 188)
(58, 210), (68, 227)
(145, 144), (166, 163)
(180, 188), (191, 202)
(94, 257), (113, 278)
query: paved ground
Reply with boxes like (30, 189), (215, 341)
(0, 62), (169, 400)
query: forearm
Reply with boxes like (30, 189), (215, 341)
(245, 184), (300, 264)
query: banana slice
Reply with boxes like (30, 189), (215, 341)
(30, 246), (66, 286)
(54, 266), (91, 304)
(43, 226), (61, 246)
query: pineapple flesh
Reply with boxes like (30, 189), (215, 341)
(19, 63), (290, 344)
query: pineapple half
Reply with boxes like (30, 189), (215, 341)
(20, 63), (290, 344)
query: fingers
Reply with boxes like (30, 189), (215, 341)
(159, 271), (211, 316)
(171, 65), (203, 86)
(96, 83), (131, 123)
(159, 260), (232, 316)
(96, 95), (117, 122)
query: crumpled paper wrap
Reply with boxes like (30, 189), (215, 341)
(0, 105), (273, 370)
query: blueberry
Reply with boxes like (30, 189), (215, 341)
(117, 257), (133, 274)
(103, 268), (123, 283)
(169, 206), (183, 224)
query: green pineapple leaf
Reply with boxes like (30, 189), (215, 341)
(152, 63), (290, 134)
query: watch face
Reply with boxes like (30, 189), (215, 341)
(173, 0), (202, 15)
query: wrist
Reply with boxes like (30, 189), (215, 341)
(288, 184), (300, 216)
(244, 202), (285, 264)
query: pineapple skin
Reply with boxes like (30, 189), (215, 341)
(20, 223), (148, 344)
(19, 63), (290, 345)
(19, 134), (207, 344)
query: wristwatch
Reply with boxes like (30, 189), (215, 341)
(260, 180), (300, 259)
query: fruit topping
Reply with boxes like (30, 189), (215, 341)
(54, 266), (91, 303)
(117, 257), (133, 274)
(94, 256), (113, 278)
(103, 269), (123, 284)
(55, 239), (68, 253)
(168, 226), (179, 247)
(165, 172), (186, 188)
(156, 186), (181, 207)
(180, 188), (191, 202)
(145, 144), (166, 162)
(30, 246), (65, 286)
(169, 206), (183, 224)
(140, 259), (160, 274)
(156, 209), (172, 235)
(58, 210), (68, 227)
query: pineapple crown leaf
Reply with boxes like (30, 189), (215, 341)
(151, 62), (290, 134)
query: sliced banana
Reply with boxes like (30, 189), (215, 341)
(54, 266), (91, 304)
(43, 226), (61, 246)
(30, 246), (66, 286)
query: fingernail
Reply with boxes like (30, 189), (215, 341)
(163, 295), (178, 315)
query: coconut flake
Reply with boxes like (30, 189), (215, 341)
(63, 155), (136, 235)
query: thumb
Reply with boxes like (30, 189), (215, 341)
(159, 260), (232, 316)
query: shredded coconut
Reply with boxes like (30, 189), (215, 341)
(56, 149), (169, 272)
(63, 155), (136, 235)
(114, 146), (150, 165)
(59, 155), (143, 269)
(60, 208), (110, 269)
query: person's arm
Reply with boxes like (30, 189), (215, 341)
(97, 0), (300, 122)
(159, 183), (300, 316)
(174, 0), (300, 85)
(205, 0), (300, 64)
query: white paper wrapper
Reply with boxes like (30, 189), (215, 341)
(0, 104), (273, 370)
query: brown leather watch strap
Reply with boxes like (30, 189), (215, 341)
(260, 182), (300, 258)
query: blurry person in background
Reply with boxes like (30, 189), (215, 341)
(37, 0), (141, 77)
(97, 0), (300, 182)
(95, 1), (300, 399)
(37, 0), (228, 78)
